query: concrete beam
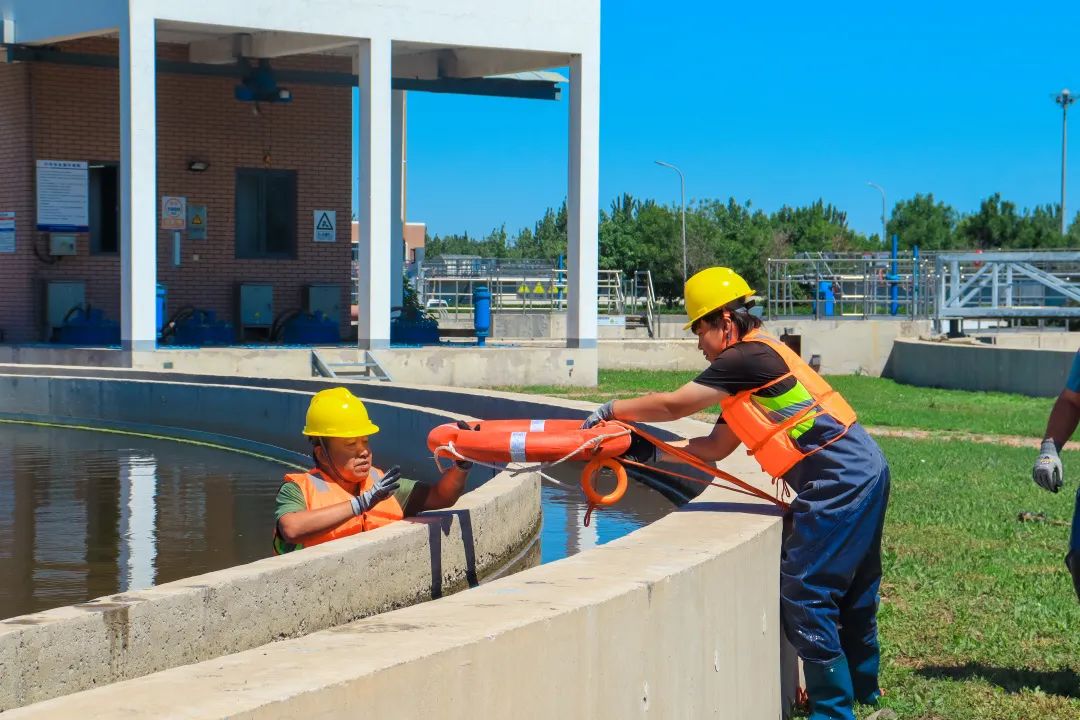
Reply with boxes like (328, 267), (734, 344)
(189, 31), (357, 64)
(392, 47), (570, 79)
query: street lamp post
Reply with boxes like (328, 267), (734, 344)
(655, 160), (687, 285)
(866, 181), (887, 245)
(1055, 88), (1075, 236)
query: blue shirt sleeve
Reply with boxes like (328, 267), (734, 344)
(1067, 351), (1080, 393)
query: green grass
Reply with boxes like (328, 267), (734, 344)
(495, 371), (1054, 438)
(864, 438), (1079, 719)
(828, 375), (1053, 438)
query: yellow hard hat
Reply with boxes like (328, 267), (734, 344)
(303, 387), (380, 437)
(683, 267), (755, 329)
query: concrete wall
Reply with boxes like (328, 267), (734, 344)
(0, 367), (790, 718)
(886, 338), (1074, 397)
(0, 373), (542, 710)
(973, 331), (1078, 351)
(373, 345), (598, 387)
(0, 344), (601, 387)
(6, 431), (783, 720)
(445, 316), (929, 377)
(596, 319), (930, 376)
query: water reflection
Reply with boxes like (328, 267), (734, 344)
(0, 425), (675, 620)
(0, 424), (283, 619)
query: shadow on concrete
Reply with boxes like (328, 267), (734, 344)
(417, 509), (478, 599)
(681, 501), (784, 517)
(915, 663), (1080, 699)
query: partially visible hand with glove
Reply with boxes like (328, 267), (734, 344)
(582, 400), (616, 429)
(621, 432), (657, 464)
(352, 465), (402, 515)
(453, 421), (475, 470)
(1032, 439), (1064, 493)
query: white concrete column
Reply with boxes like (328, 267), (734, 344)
(119, 9), (158, 353)
(390, 89), (406, 311)
(356, 37), (393, 349)
(566, 52), (600, 348)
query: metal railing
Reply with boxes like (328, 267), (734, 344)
(766, 252), (936, 320)
(934, 251), (1080, 322)
(416, 258), (629, 319)
(626, 270), (659, 337)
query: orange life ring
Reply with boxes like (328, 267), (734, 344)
(427, 419), (631, 465)
(581, 457), (628, 506)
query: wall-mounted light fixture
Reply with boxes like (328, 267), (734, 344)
(187, 160), (210, 172)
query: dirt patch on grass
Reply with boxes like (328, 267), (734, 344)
(864, 427), (1041, 448)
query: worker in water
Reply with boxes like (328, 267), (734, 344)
(583, 267), (891, 720)
(1030, 356), (1080, 602)
(274, 387), (471, 554)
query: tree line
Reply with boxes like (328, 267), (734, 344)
(425, 194), (1080, 303)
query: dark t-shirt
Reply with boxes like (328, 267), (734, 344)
(693, 343), (795, 418)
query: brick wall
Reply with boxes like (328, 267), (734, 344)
(0, 38), (354, 343)
(0, 61), (35, 342)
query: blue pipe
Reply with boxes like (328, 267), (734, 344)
(889, 234), (899, 316)
(912, 245), (920, 316)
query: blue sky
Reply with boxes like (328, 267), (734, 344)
(356, 1), (1080, 241)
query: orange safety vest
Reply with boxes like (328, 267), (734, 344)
(719, 329), (857, 479)
(273, 466), (404, 554)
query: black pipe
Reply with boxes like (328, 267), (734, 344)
(1, 44), (561, 100)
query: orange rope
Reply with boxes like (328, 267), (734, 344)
(608, 421), (790, 510)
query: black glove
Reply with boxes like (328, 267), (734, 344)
(622, 433), (657, 464)
(452, 421), (475, 469)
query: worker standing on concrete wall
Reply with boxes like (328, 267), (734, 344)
(1030, 355), (1080, 602)
(274, 387), (471, 554)
(583, 267), (891, 720)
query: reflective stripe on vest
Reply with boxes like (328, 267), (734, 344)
(272, 466), (405, 554)
(719, 329), (857, 479)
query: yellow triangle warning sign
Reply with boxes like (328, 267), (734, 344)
(518, 284), (528, 294)
(191, 214), (203, 226)
(534, 282), (545, 294)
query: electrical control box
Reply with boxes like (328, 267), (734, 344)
(238, 283), (273, 328)
(305, 284), (340, 323)
(49, 234), (77, 256)
(45, 280), (85, 334)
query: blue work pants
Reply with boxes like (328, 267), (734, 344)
(781, 424), (891, 669)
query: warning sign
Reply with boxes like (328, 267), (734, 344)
(187, 204), (207, 240)
(161, 196), (186, 230)
(313, 210), (337, 242)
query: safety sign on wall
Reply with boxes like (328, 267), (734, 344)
(36, 160), (88, 232)
(313, 210), (337, 242)
(187, 204), (207, 240)
(0, 212), (14, 253)
(161, 196), (187, 231)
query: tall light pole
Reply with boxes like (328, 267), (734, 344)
(655, 160), (687, 285)
(866, 181), (887, 244)
(1055, 88), (1075, 236)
